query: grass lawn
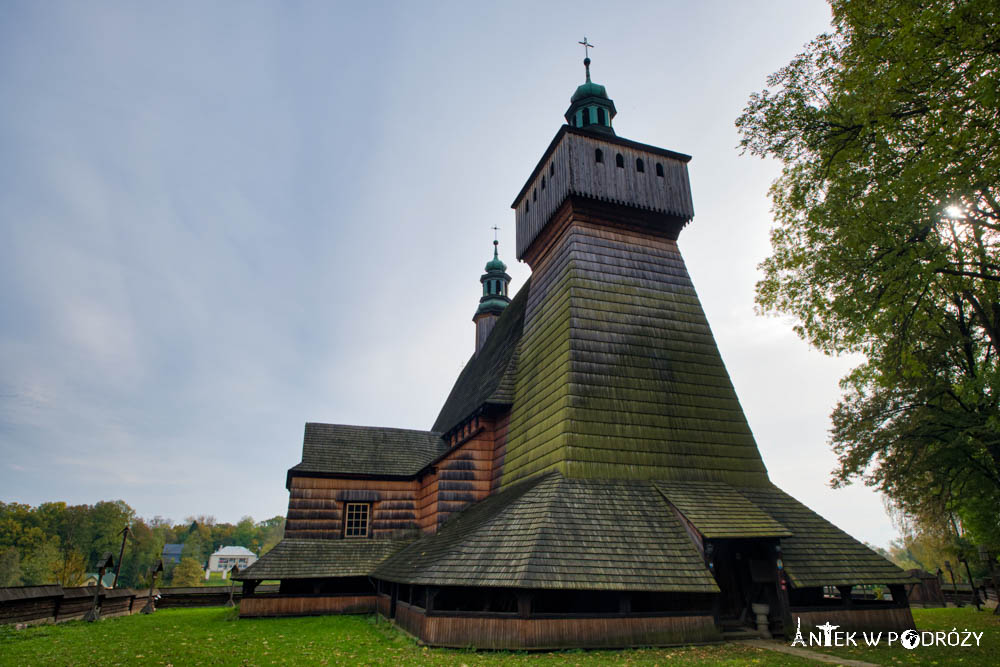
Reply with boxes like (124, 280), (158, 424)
(0, 606), (993, 666)
(811, 606), (999, 666)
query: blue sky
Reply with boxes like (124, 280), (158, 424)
(0, 1), (899, 547)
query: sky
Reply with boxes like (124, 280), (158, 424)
(0, 1), (902, 547)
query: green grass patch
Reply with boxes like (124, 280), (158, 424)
(0, 607), (815, 666)
(1, 606), (995, 665)
(808, 606), (999, 666)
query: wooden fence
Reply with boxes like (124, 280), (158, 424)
(0, 584), (278, 626)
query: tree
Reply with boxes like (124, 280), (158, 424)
(55, 549), (87, 587)
(0, 547), (23, 587)
(171, 557), (205, 587)
(20, 537), (62, 585)
(737, 0), (1000, 545)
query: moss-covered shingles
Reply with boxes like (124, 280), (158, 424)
(738, 485), (914, 587)
(655, 481), (792, 539)
(291, 424), (447, 478)
(374, 473), (719, 592)
(502, 239), (578, 483)
(235, 539), (411, 580)
(503, 222), (770, 486)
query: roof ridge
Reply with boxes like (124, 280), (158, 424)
(494, 474), (569, 586)
(431, 278), (531, 433)
(305, 422), (442, 436)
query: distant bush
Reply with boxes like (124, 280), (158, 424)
(171, 558), (205, 587)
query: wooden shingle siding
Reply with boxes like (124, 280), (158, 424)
(425, 418), (500, 529)
(240, 595), (377, 617)
(490, 412), (510, 491)
(503, 218), (770, 487)
(514, 128), (694, 259)
(394, 601), (720, 649)
(285, 421), (502, 539)
(285, 477), (419, 539)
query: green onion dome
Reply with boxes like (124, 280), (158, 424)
(485, 241), (507, 272)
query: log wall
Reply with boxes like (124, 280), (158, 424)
(56, 587), (98, 622)
(393, 601), (720, 649)
(490, 412), (510, 492)
(239, 595), (377, 617)
(287, 415), (504, 538)
(0, 586), (61, 625)
(286, 477), (420, 539)
(906, 570), (946, 607)
(432, 416), (499, 528)
(0, 585), (279, 625)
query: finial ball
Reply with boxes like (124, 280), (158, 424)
(584, 57), (591, 66)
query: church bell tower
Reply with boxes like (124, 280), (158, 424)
(501, 52), (763, 487)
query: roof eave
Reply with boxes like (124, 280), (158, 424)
(286, 467), (422, 490)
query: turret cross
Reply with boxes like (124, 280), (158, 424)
(492, 225), (500, 242)
(578, 37), (595, 58)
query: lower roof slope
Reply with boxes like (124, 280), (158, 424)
(233, 539), (410, 580)
(373, 472), (719, 593)
(288, 423), (446, 479)
(738, 485), (913, 588)
(655, 481), (792, 539)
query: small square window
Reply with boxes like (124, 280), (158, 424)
(344, 502), (370, 538)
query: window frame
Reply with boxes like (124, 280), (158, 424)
(344, 502), (371, 538)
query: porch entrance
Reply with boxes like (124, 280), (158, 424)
(709, 538), (781, 631)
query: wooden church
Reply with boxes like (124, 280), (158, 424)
(235, 55), (915, 648)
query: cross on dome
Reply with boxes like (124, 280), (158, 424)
(565, 37), (616, 134)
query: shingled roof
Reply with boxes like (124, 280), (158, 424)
(738, 485), (913, 588)
(288, 423), (446, 480)
(431, 279), (530, 433)
(501, 223), (771, 487)
(656, 481), (792, 539)
(373, 472), (719, 593)
(233, 539), (410, 580)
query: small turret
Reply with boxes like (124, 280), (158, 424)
(473, 239), (511, 355)
(564, 56), (616, 135)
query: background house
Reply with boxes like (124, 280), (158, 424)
(207, 546), (256, 574)
(161, 543), (183, 565)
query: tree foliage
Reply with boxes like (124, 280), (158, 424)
(171, 558), (206, 587)
(737, 0), (1000, 545)
(0, 501), (285, 588)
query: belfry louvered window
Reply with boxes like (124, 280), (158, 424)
(344, 503), (370, 538)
